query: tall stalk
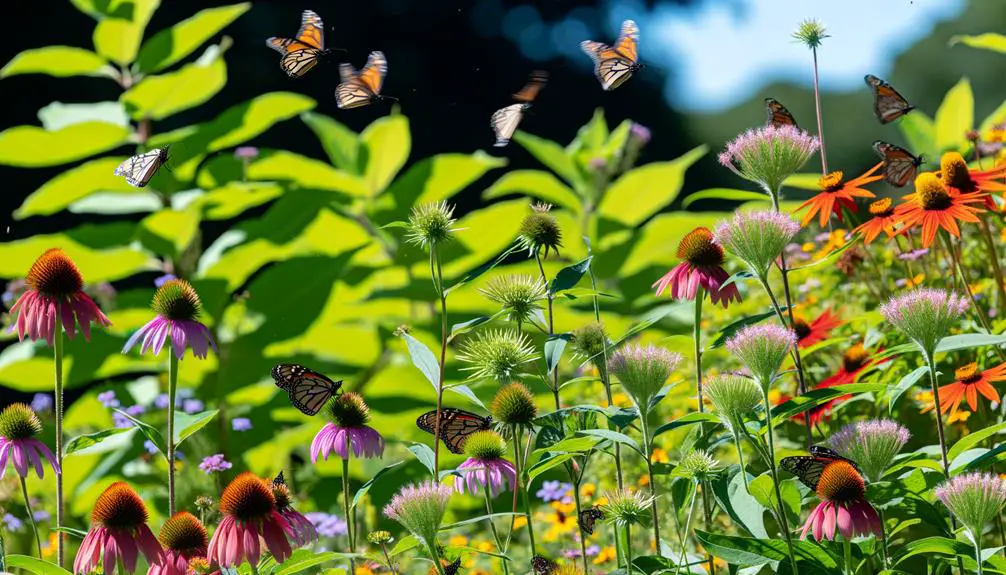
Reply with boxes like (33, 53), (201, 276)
(54, 327), (65, 566)
(811, 47), (828, 174)
(430, 244), (448, 481)
(343, 435), (356, 573)
(638, 416), (662, 552)
(975, 532), (985, 575)
(482, 485), (510, 575)
(513, 425), (537, 555)
(534, 252), (561, 410)
(672, 486), (699, 575)
(978, 218), (1006, 315)
(691, 289), (715, 574)
(762, 392), (800, 575)
(587, 258), (624, 489)
(20, 477), (42, 557)
(167, 352), (178, 515)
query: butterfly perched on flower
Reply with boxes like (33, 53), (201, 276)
(872, 140), (924, 187)
(580, 20), (641, 91)
(266, 10), (330, 78)
(272, 471), (286, 488)
(864, 74), (914, 124)
(531, 555), (557, 575)
(780, 445), (863, 490)
(114, 147), (169, 188)
(491, 70), (548, 147)
(415, 408), (493, 454)
(578, 506), (605, 535)
(336, 51), (392, 109)
(765, 98), (798, 129)
(271, 364), (343, 416)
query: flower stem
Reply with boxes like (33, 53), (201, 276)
(692, 288), (716, 574)
(483, 481), (510, 575)
(380, 543), (399, 575)
(19, 476), (42, 557)
(945, 235), (1005, 361)
(762, 391), (800, 575)
(426, 541), (446, 575)
(343, 436), (356, 574)
(249, 561), (260, 575)
(925, 357), (951, 474)
(535, 252), (561, 411)
(167, 351), (178, 515)
(513, 426), (537, 555)
(567, 464), (590, 574)
(625, 523), (633, 574)
(975, 532), (985, 575)
(733, 433), (750, 491)
(638, 415), (662, 552)
(977, 218), (1006, 315)
(811, 47), (828, 174)
(843, 538), (852, 575)
(672, 485), (698, 575)
(431, 244), (448, 482)
(877, 506), (891, 569)
(54, 326), (65, 567)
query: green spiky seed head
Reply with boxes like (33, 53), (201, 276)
(463, 430), (507, 460)
(151, 279), (203, 321)
(327, 392), (370, 428)
(491, 382), (538, 425)
(406, 201), (456, 250)
(0, 403), (42, 440)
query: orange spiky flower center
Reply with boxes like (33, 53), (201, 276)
(272, 482), (293, 511)
(868, 198), (894, 217)
(159, 512), (208, 553)
(915, 173), (953, 210)
(816, 461), (866, 502)
(219, 472), (276, 522)
(25, 248), (84, 299)
(941, 152), (975, 192)
(677, 227), (724, 267)
(91, 481), (149, 529)
(955, 362), (981, 384)
(842, 344), (870, 373)
(818, 171), (844, 193)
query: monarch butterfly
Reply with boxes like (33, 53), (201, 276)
(873, 140), (924, 187)
(415, 408), (493, 454)
(531, 555), (557, 575)
(578, 506), (605, 535)
(266, 10), (328, 78)
(780, 445), (862, 491)
(114, 147), (169, 188)
(580, 20), (641, 91)
(864, 74), (914, 124)
(491, 70), (548, 147)
(765, 98), (798, 129)
(442, 558), (461, 575)
(335, 51), (390, 109)
(271, 364), (343, 416)
(272, 470), (286, 488)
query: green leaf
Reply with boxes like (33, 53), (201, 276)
(273, 551), (343, 575)
(194, 182), (283, 220)
(0, 122), (131, 167)
(174, 410), (219, 445)
(894, 536), (973, 566)
(136, 3), (250, 73)
(550, 257), (592, 295)
(577, 429), (643, 456)
(783, 173), (820, 191)
(710, 309), (780, 349)
(888, 365), (928, 413)
(544, 334), (572, 374)
(6, 555), (74, 575)
(514, 130), (583, 187)
(788, 239), (856, 272)
(950, 33), (1006, 54)
(206, 150), (368, 197)
(618, 212), (723, 277)
(526, 452), (577, 482)
(535, 435), (600, 455)
(408, 443), (436, 478)
(482, 169), (580, 212)
(138, 208), (201, 257)
(38, 101), (130, 132)
(113, 408), (167, 456)
(449, 313), (503, 341)
(694, 531), (837, 568)
(445, 240), (523, 295)
(598, 145), (706, 227)
(683, 188), (770, 208)
(747, 474), (776, 510)
(362, 114), (410, 195)
(898, 111), (937, 160)
(446, 383), (488, 412)
(935, 333), (1006, 353)
(402, 333), (440, 391)
(380, 152), (506, 221)
(92, 0), (160, 66)
(440, 512), (521, 531)
(122, 41), (228, 120)
(15, 157), (140, 219)
(949, 421), (1006, 463)
(352, 460), (404, 509)
(771, 383), (886, 425)
(301, 112), (360, 173)
(2, 46), (112, 79)
(934, 77), (974, 153)
(0, 231), (154, 282)
(712, 470), (768, 538)
(652, 412), (720, 438)
(64, 428), (134, 455)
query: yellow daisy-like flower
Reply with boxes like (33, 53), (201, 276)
(948, 410), (972, 424)
(512, 516), (528, 530)
(650, 447), (670, 464)
(813, 229), (848, 261)
(915, 390), (935, 414)
(449, 535), (469, 547)
(354, 567), (376, 575)
(477, 540), (494, 552)
(801, 241), (816, 253)
(593, 546), (617, 565)
(768, 389), (783, 405)
(581, 483), (597, 499)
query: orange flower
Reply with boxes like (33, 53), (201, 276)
(793, 308), (843, 348)
(853, 198), (900, 244)
(894, 172), (985, 247)
(938, 362), (1006, 415)
(940, 151), (1006, 200)
(795, 163), (882, 227)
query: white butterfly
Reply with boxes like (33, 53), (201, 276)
(114, 147), (170, 188)
(490, 103), (531, 147)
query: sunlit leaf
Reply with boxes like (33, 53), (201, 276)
(138, 208), (201, 257)
(683, 188), (770, 208)
(362, 114), (410, 195)
(598, 145), (706, 227)
(1, 46), (113, 79)
(92, 0), (160, 66)
(6, 555), (74, 575)
(934, 77), (973, 153)
(0, 122), (131, 168)
(898, 111), (937, 160)
(174, 409), (219, 445)
(0, 231), (154, 282)
(136, 3), (250, 72)
(122, 41), (228, 120)
(949, 33), (1006, 54)
(64, 428), (134, 456)
(38, 101), (130, 131)
(379, 152), (506, 223)
(301, 112), (361, 173)
(514, 130), (583, 187)
(14, 157), (139, 219)
(482, 169), (580, 213)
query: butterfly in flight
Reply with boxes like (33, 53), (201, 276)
(266, 10), (330, 78)
(491, 70), (548, 147)
(864, 74), (915, 124)
(581, 20), (641, 91)
(765, 98), (799, 129)
(578, 506), (605, 535)
(271, 364), (343, 416)
(873, 140), (924, 187)
(416, 408), (493, 454)
(336, 51), (392, 109)
(114, 147), (169, 188)
(780, 445), (863, 491)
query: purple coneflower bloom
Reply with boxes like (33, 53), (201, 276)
(74, 482), (163, 575)
(199, 454), (232, 474)
(272, 476), (318, 546)
(209, 472), (300, 567)
(454, 430), (516, 497)
(0, 403), (60, 479)
(653, 227), (742, 309)
(799, 460), (881, 542)
(122, 279), (216, 360)
(147, 512), (209, 575)
(232, 417), (252, 431)
(311, 393), (384, 462)
(7, 248), (111, 345)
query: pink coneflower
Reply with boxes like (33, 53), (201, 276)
(719, 124), (820, 195)
(652, 227), (742, 309)
(74, 482), (163, 574)
(454, 430), (516, 497)
(7, 248), (111, 345)
(208, 472), (298, 568)
(799, 460), (882, 541)
(148, 512), (210, 575)
(271, 475), (318, 547)
(0, 403), (59, 479)
(122, 279), (216, 360)
(311, 393), (384, 462)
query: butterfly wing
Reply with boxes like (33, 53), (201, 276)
(270, 363), (342, 416)
(114, 147), (168, 188)
(280, 49), (323, 78)
(358, 51), (388, 95)
(338, 62), (356, 83)
(578, 507), (604, 535)
(490, 103), (526, 147)
(531, 556), (557, 575)
(865, 74), (914, 124)
(266, 10), (325, 77)
(872, 140), (922, 187)
(513, 70), (548, 103)
(415, 408), (492, 454)
(613, 20), (640, 63)
(442, 558), (462, 575)
(272, 470), (286, 488)
(335, 52), (386, 109)
(581, 21), (639, 91)
(296, 10), (325, 50)
(765, 98), (798, 129)
(781, 445), (861, 490)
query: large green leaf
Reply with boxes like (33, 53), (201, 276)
(38, 101), (130, 132)
(950, 33), (1006, 54)
(198, 150), (368, 197)
(0, 232), (154, 282)
(711, 470), (768, 538)
(1, 46), (112, 78)
(194, 182), (283, 220)
(122, 41), (228, 120)
(898, 111), (937, 160)
(694, 531), (837, 568)
(15, 157), (140, 219)
(935, 333), (1006, 353)
(362, 114), (410, 195)
(301, 112), (361, 173)
(617, 211), (723, 277)
(136, 3), (250, 72)
(683, 188), (770, 208)
(6, 555), (74, 575)
(0, 122), (131, 167)
(514, 130), (583, 187)
(174, 409), (219, 445)
(599, 145), (706, 227)
(64, 428), (134, 456)
(138, 208), (201, 257)
(379, 152), (506, 222)
(92, 0), (161, 66)
(934, 77), (973, 153)
(482, 169), (580, 212)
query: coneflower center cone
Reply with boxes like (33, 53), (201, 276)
(916, 175), (953, 210)
(842, 344), (870, 373)
(792, 319), (811, 341)
(152, 279), (203, 321)
(955, 362), (982, 384)
(219, 473), (276, 522)
(92, 482), (149, 529)
(941, 152), (975, 192)
(0, 403), (43, 439)
(159, 512), (208, 553)
(869, 198), (894, 217)
(25, 248), (84, 298)
(816, 461), (866, 502)
(677, 227), (725, 267)
(327, 392), (370, 428)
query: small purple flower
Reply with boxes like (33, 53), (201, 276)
(588, 157), (608, 172)
(125, 405), (146, 417)
(30, 393), (53, 414)
(898, 248), (930, 262)
(629, 122), (651, 145)
(3, 513), (23, 532)
(714, 210), (801, 279)
(199, 454), (232, 474)
(143, 440), (160, 455)
(231, 418), (252, 431)
(935, 472), (1006, 536)
(153, 274), (177, 288)
(304, 512), (348, 538)
(122, 279), (216, 360)
(154, 394), (171, 409)
(97, 391), (120, 408)
(33, 509), (50, 523)
(536, 480), (572, 503)
(112, 411), (133, 429)
(182, 399), (204, 414)
(234, 147), (259, 160)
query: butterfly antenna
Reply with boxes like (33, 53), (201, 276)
(382, 95), (400, 103)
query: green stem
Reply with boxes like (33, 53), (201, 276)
(672, 487), (698, 575)
(977, 218), (1006, 316)
(513, 426), (537, 555)
(20, 476), (42, 557)
(975, 532), (984, 575)
(811, 47), (828, 174)
(343, 436), (356, 573)
(568, 464), (590, 574)
(638, 416), (662, 552)
(925, 357), (951, 473)
(483, 481), (510, 575)
(733, 433), (751, 491)
(431, 244), (448, 482)
(249, 562), (260, 575)
(426, 541), (446, 575)
(878, 507), (890, 569)
(763, 391), (800, 575)
(843, 538), (853, 575)
(588, 252), (623, 491)
(944, 234), (1006, 360)
(535, 252), (561, 411)
(380, 544), (398, 575)
(54, 326), (65, 567)
(167, 351), (178, 515)
(693, 289), (716, 574)
(625, 523), (633, 574)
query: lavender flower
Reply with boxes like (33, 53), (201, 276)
(112, 411), (132, 429)
(608, 344), (682, 414)
(935, 472), (1006, 537)
(199, 454), (232, 474)
(312, 393), (384, 461)
(33, 510), (50, 523)
(182, 399), (204, 414)
(0, 404), (59, 479)
(881, 288), (969, 357)
(154, 394), (171, 409)
(714, 210), (801, 280)
(726, 324), (797, 390)
(97, 391), (120, 408)
(454, 430), (517, 497)
(828, 419), (910, 483)
(898, 248), (929, 262)
(231, 418), (252, 431)
(305, 513), (348, 538)
(536, 480), (573, 503)
(383, 481), (454, 546)
(125, 405), (145, 417)
(143, 440), (160, 455)
(122, 279), (217, 360)
(719, 124), (820, 195)
(153, 274), (177, 288)
(3, 513), (23, 532)
(233, 147), (259, 160)
(30, 393), (53, 414)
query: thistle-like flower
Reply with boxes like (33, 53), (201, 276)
(311, 392), (384, 462)
(725, 324), (797, 390)
(880, 288), (969, 358)
(518, 203), (563, 257)
(0, 403), (59, 479)
(827, 419), (910, 483)
(601, 489), (655, 528)
(383, 481), (453, 547)
(718, 125), (820, 195)
(457, 329), (539, 383)
(73, 482), (163, 574)
(122, 279), (216, 359)
(571, 322), (609, 368)
(480, 275), (547, 325)
(675, 449), (721, 482)
(455, 430), (517, 497)
(405, 201), (457, 250)
(704, 374), (762, 434)
(793, 19), (829, 49)
(713, 210), (801, 280)
(491, 382), (538, 427)
(934, 472), (1006, 538)
(608, 344), (682, 414)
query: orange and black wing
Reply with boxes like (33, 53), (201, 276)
(578, 507), (605, 535)
(271, 363), (342, 416)
(765, 98), (798, 129)
(335, 51), (387, 109)
(266, 10), (326, 77)
(416, 408), (493, 454)
(865, 74), (914, 124)
(512, 70), (548, 103)
(780, 446), (861, 491)
(872, 140), (923, 187)
(580, 20), (639, 91)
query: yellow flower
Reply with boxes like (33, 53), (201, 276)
(611, 392), (632, 408)
(767, 389), (782, 405)
(915, 390), (935, 414)
(594, 546), (617, 565)
(551, 500), (576, 515)
(813, 230), (848, 261)
(801, 241), (816, 253)
(449, 535), (469, 547)
(650, 447), (670, 464)
(42, 532), (59, 559)
(581, 483), (597, 499)
(477, 540), (495, 552)
(902, 273), (925, 289)
(513, 515), (528, 530)
(949, 410), (972, 424)
(355, 567), (376, 575)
